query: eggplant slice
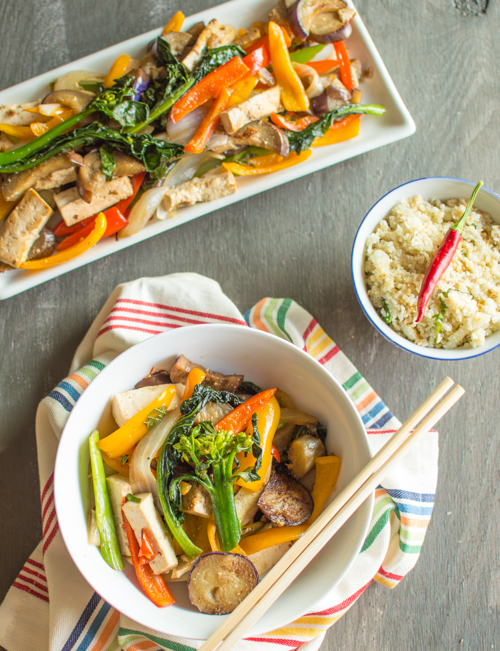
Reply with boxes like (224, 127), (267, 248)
(187, 552), (259, 615)
(135, 369), (171, 389)
(170, 354), (244, 392)
(258, 470), (314, 526)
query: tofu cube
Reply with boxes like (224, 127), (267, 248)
(112, 383), (184, 427)
(122, 493), (178, 574)
(105, 474), (132, 557)
(181, 483), (212, 519)
(55, 176), (133, 226)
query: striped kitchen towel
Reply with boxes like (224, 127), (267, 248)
(0, 272), (439, 651)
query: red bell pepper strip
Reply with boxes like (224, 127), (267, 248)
(214, 389), (277, 434)
(245, 26), (292, 54)
(415, 181), (483, 323)
(122, 511), (175, 607)
(334, 41), (355, 92)
(270, 112), (318, 131)
(241, 45), (270, 77)
(271, 445), (280, 463)
(138, 529), (156, 565)
(55, 171), (146, 249)
(184, 87), (233, 154)
(170, 57), (250, 124)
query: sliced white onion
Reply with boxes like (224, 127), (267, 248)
(130, 409), (180, 511)
(258, 68), (276, 87)
(206, 133), (231, 151)
(118, 186), (171, 237)
(53, 70), (104, 92)
(292, 63), (324, 99)
(87, 508), (101, 546)
(36, 103), (64, 116)
(166, 104), (209, 145)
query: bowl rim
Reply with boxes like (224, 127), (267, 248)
(54, 323), (374, 637)
(351, 176), (500, 361)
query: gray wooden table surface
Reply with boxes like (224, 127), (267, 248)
(1, 1), (499, 649)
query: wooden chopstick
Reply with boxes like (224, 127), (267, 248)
(199, 378), (464, 651)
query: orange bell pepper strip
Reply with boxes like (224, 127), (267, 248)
(101, 449), (130, 476)
(223, 150), (312, 176)
(54, 171), (146, 238)
(312, 115), (360, 147)
(20, 212), (107, 269)
(239, 523), (308, 555)
(236, 396), (280, 492)
(214, 388), (277, 434)
(30, 110), (72, 137)
(184, 87), (233, 154)
(334, 41), (356, 92)
(103, 54), (131, 88)
(182, 368), (207, 399)
(138, 529), (156, 564)
(122, 512), (175, 607)
(305, 455), (341, 526)
(245, 25), (292, 54)
(241, 45), (270, 77)
(99, 385), (177, 458)
(207, 518), (246, 555)
(0, 124), (35, 140)
(170, 57), (250, 123)
(162, 10), (184, 34)
(270, 112), (318, 131)
(227, 76), (258, 108)
(307, 60), (338, 75)
(268, 21), (309, 112)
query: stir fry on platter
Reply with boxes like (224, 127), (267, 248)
(88, 355), (341, 614)
(0, 2), (384, 272)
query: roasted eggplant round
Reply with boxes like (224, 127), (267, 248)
(187, 552), (259, 615)
(288, 0), (355, 42)
(135, 370), (171, 389)
(257, 470), (314, 526)
(28, 228), (56, 260)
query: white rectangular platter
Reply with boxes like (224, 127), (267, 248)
(0, 0), (415, 300)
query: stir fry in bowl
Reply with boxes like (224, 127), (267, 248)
(88, 354), (341, 615)
(0, 2), (384, 273)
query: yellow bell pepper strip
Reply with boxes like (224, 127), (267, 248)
(207, 517), (247, 555)
(227, 75), (258, 108)
(180, 480), (192, 496)
(223, 149), (312, 176)
(162, 10), (184, 34)
(30, 110), (72, 137)
(182, 368), (207, 400)
(268, 21), (309, 112)
(0, 124), (35, 140)
(89, 431), (124, 570)
(103, 54), (131, 88)
(98, 385), (177, 458)
(247, 153), (283, 167)
(305, 455), (341, 525)
(312, 115), (360, 147)
(236, 396), (280, 491)
(333, 41), (356, 92)
(101, 449), (130, 476)
(170, 56), (250, 123)
(214, 388), (277, 434)
(239, 523), (308, 555)
(0, 194), (17, 221)
(20, 211), (107, 269)
(184, 87), (233, 154)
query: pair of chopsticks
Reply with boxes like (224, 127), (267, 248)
(199, 377), (464, 651)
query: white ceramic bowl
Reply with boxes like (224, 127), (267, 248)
(54, 324), (373, 639)
(352, 177), (500, 361)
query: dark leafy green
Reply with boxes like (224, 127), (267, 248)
(145, 406), (168, 430)
(0, 123), (184, 175)
(238, 381), (263, 396)
(99, 145), (115, 181)
(287, 104), (387, 153)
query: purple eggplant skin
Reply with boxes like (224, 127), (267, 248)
(312, 83), (351, 115)
(134, 370), (171, 389)
(187, 552), (259, 615)
(310, 20), (352, 44)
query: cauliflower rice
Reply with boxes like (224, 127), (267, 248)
(364, 196), (500, 348)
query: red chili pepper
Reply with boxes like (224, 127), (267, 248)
(170, 57), (250, 124)
(241, 45), (270, 76)
(55, 172), (146, 248)
(270, 112), (318, 131)
(138, 529), (156, 565)
(415, 181), (483, 323)
(271, 445), (280, 463)
(184, 87), (233, 154)
(214, 389), (277, 434)
(334, 41), (355, 92)
(122, 511), (174, 607)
